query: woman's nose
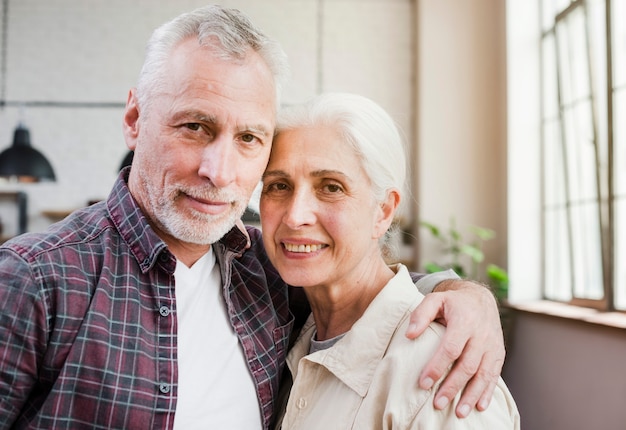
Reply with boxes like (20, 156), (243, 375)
(282, 189), (316, 229)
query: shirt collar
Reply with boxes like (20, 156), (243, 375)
(107, 168), (250, 274)
(293, 264), (422, 397)
(107, 168), (172, 273)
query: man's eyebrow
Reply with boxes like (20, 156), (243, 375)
(240, 124), (272, 138)
(171, 110), (272, 137)
(262, 169), (348, 180)
(172, 110), (217, 123)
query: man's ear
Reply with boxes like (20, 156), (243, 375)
(373, 189), (401, 239)
(123, 88), (140, 150)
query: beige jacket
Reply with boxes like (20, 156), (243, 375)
(277, 264), (521, 430)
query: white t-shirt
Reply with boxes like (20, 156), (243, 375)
(172, 248), (262, 429)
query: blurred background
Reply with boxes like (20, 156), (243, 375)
(0, 1), (624, 429)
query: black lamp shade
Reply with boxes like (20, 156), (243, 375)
(0, 125), (56, 181)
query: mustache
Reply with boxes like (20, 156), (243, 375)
(175, 184), (242, 203)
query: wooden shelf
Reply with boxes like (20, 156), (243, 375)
(41, 209), (74, 222)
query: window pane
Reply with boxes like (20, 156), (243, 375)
(613, 0), (626, 88)
(542, 0), (575, 31)
(616, 89), (626, 196)
(562, 102), (598, 201)
(545, 209), (573, 301)
(615, 198), (626, 309)
(542, 35), (560, 119)
(588, 0), (609, 188)
(614, 88), (626, 309)
(543, 119), (566, 206)
(556, 8), (590, 104)
(570, 202), (604, 299)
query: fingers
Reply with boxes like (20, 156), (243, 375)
(414, 292), (470, 392)
(412, 281), (506, 418)
(436, 345), (504, 418)
(406, 293), (445, 339)
(477, 374), (499, 411)
(422, 334), (478, 412)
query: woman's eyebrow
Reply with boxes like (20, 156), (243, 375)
(262, 169), (289, 180)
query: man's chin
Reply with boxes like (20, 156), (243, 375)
(170, 212), (242, 245)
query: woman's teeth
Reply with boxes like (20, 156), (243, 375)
(284, 243), (325, 253)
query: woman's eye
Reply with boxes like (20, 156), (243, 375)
(325, 183), (343, 193)
(264, 182), (289, 193)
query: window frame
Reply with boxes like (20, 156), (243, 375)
(507, 0), (626, 313)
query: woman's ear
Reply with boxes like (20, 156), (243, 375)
(373, 189), (401, 239)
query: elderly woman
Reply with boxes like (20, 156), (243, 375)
(261, 93), (520, 429)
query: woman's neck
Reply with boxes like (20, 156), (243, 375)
(305, 260), (395, 341)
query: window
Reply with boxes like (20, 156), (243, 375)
(540, 0), (625, 310)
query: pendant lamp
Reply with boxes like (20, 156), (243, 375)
(0, 124), (56, 235)
(0, 124), (56, 182)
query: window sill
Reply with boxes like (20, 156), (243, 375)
(505, 300), (626, 330)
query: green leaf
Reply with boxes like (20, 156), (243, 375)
(450, 229), (462, 242)
(471, 225), (496, 241)
(486, 264), (509, 300)
(451, 264), (466, 278)
(461, 244), (484, 263)
(424, 262), (445, 273)
(420, 221), (441, 238)
(486, 264), (508, 283)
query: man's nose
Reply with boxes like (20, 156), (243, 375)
(197, 137), (237, 188)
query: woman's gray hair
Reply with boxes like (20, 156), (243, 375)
(136, 5), (290, 112)
(276, 92), (408, 259)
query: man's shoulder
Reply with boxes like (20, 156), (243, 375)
(1, 203), (114, 262)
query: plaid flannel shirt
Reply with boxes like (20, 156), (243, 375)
(0, 169), (293, 429)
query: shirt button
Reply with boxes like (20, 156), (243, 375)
(159, 305), (170, 317)
(159, 383), (171, 394)
(296, 398), (307, 409)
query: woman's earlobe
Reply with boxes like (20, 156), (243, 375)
(374, 189), (401, 238)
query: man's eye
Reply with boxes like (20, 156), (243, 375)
(185, 123), (201, 131)
(241, 134), (257, 143)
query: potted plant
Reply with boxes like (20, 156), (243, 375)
(420, 218), (511, 339)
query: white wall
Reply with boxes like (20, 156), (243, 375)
(415, 0), (507, 276)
